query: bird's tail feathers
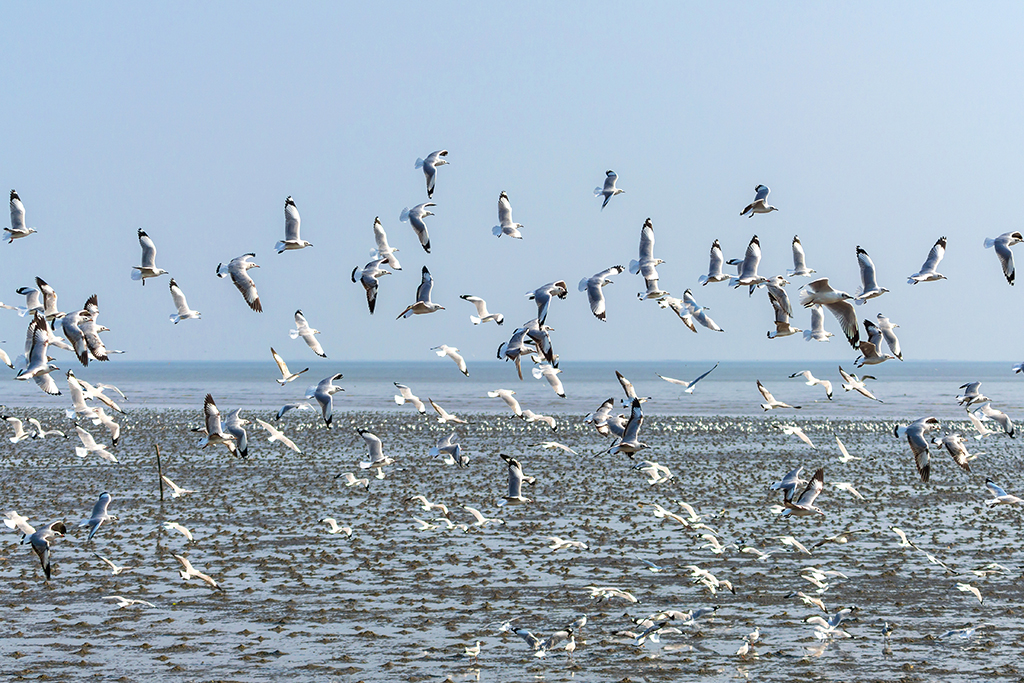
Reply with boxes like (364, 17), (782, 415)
(984, 237), (997, 249)
(130, 270), (143, 281)
(288, 329), (300, 340)
(628, 260), (641, 275)
(492, 225), (503, 237)
(577, 278), (589, 292)
(414, 158), (425, 169)
(469, 315), (482, 325)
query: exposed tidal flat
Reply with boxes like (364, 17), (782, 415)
(1, 407), (1023, 682)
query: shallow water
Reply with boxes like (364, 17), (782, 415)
(2, 407), (1024, 682)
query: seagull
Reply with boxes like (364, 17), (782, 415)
(60, 308), (91, 368)
(656, 363), (718, 394)
(290, 310), (327, 357)
(8, 284), (43, 317)
(616, 371), (650, 407)
(66, 370), (98, 420)
(370, 217), (401, 270)
(4, 416), (31, 443)
(28, 521), (66, 581)
(766, 276), (801, 338)
(460, 295), (503, 325)
(931, 433), (973, 474)
(357, 429), (392, 471)
(895, 416), (941, 482)
(429, 398), (468, 425)
(270, 347), (308, 385)
(275, 402), (314, 420)
(595, 170), (624, 209)
(782, 468), (825, 516)
(399, 202), (435, 253)
(500, 453), (532, 505)
(522, 409), (557, 430)
(634, 460), (673, 485)
(79, 295), (114, 363)
(956, 382), (989, 407)
(336, 472), (370, 491)
(740, 184), (778, 217)
(697, 239), (730, 286)
(162, 521), (194, 542)
(955, 583), (984, 604)
(78, 492), (115, 541)
(985, 479), (1024, 506)
(167, 278), (201, 323)
(799, 279), (859, 347)
(415, 150), (448, 198)
(608, 398), (648, 457)
(27, 418), (65, 439)
(526, 280), (568, 326)
(757, 380), (800, 411)
(36, 277), (65, 326)
(397, 266), (444, 319)
(532, 363), (565, 398)
(75, 426), (118, 463)
(873, 314), (902, 360)
(984, 231), (1023, 285)
(544, 536), (588, 551)
(831, 482), (864, 500)
(729, 235), (767, 289)
(160, 475), (195, 498)
(801, 304), (834, 343)
(971, 403), (1014, 437)
(432, 344), (469, 376)
(676, 290), (723, 332)
(5, 190), (37, 242)
(104, 596), (154, 608)
(0, 347), (12, 369)
(393, 382), (426, 413)
(779, 424), (815, 449)
(216, 253), (262, 312)
(197, 394), (237, 453)
(428, 431), (463, 465)
(834, 436), (860, 462)
(497, 325), (530, 380)
(319, 518), (353, 536)
(173, 554), (222, 591)
(770, 466), (806, 498)
(130, 228), (169, 284)
(788, 236), (816, 277)
(586, 397), (626, 437)
(463, 641), (482, 662)
(224, 409), (250, 458)
(629, 219), (668, 299)
(463, 505), (504, 527)
(18, 313), (60, 394)
(254, 418), (302, 454)
(579, 265), (625, 321)
(351, 258), (391, 314)
(406, 495), (450, 516)
(488, 389), (523, 417)
(854, 246), (889, 304)
(275, 196), (312, 252)
(492, 191), (523, 239)
(531, 441), (577, 455)
(839, 366), (883, 402)
(309, 373), (344, 428)
(855, 339), (895, 367)
(91, 406), (121, 447)
(789, 370), (833, 400)
(908, 236), (947, 284)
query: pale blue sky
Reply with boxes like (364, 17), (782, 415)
(3, 4), (1023, 366)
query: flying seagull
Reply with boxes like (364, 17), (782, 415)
(799, 279), (859, 348)
(197, 394), (237, 454)
(397, 266), (444, 319)
(655, 363), (718, 394)
(595, 170), (624, 209)
(854, 246), (889, 304)
(270, 347), (308, 385)
(432, 344), (469, 376)
(579, 265), (625, 321)
(908, 237), (947, 284)
(275, 196), (312, 252)
(5, 190), (37, 242)
(492, 191), (523, 239)
(290, 310), (327, 358)
(698, 239), (730, 286)
(370, 217), (402, 270)
(415, 149), (449, 198)
(78, 492), (115, 541)
(308, 373), (344, 428)
(459, 295), (504, 325)
(131, 229), (168, 284)
(984, 231), (1023, 285)
(351, 258), (391, 315)
(216, 253), (262, 312)
(629, 219), (668, 300)
(740, 184), (778, 217)
(168, 279), (201, 323)
(788, 236), (816, 277)
(400, 202), (436, 253)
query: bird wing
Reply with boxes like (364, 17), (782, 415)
(638, 220), (655, 260)
(920, 237), (946, 272)
(169, 279), (191, 314)
(204, 394), (224, 434)
(138, 229), (158, 268)
(229, 259), (262, 312)
(856, 247), (879, 291)
(270, 347), (290, 377)
(754, 185), (770, 202)
(739, 236), (762, 279)
(416, 266), (434, 303)
(756, 380), (774, 402)
(824, 301), (860, 348)
(621, 398), (644, 442)
(497, 192), (513, 226)
(907, 425), (931, 482)
(91, 492), (111, 519)
(586, 278), (608, 319)
(284, 197), (301, 241)
(796, 468), (824, 506)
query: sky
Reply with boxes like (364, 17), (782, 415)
(4, 3), (1024, 367)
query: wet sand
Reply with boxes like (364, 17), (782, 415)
(1, 408), (1023, 682)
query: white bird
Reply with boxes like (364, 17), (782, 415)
(104, 595), (154, 608)
(65, 370), (98, 420)
(531, 441), (577, 455)
(522, 409), (557, 430)
(290, 310), (327, 358)
(634, 460), (673, 485)
(79, 295), (115, 364)
(216, 253), (262, 312)
(224, 408), (250, 458)
(270, 347), (308, 385)
(319, 518), (353, 536)
(5, 190), (37, 242)
(393, 382), (426, 413)
(757, 380), (800, 411)
(655, 363), (718, 394)
(770, 466), (806, 499)
(985, 479), (1024, 506)
(595, 170), (624, 209)
(460, 294), (504, 325)
(130, 228), (169, 284)
(4, 416), (31, 443)
(160, 475), (195, 498)
(956, 382), (989, 407)
(75, 426), (118, 463)
(956, 582), (984, 604)
(789, 370), (833, 400)
(162, 521), (194, 542)
(492, 191), (523, 239)
(432, 344), (469, 376)
(91, 406), (121, 447)
(908, 236), (947, 284)
(544, 535), (588, 551)
(463, 505), (504, 527)
(780, 424), (815, 449)
(896, 416), (941, 482)
(399, 202), (435, 253)
(835, 435), (861, 462)
(370, 216), (401, 270)
(766, 276), (801, 338)
(197, 394), (237, 453)
(854, 246), (889, 304)
(527, 280), (568, 327)
(254, 418), (302, 454)
(173, 554), (222, 591)
(487, 389), (523, 417)
(397, 266), (444, 319)
(802, 304), (834, 343)
(500, 453), (532, 505)
(971, 403), (1014, 437)
(855, 339), (895, 367)
(6, 284), (43, 317)
(357, 429), (392, 471)
(788, 235), (816, 277)
(799, 279), (859, 348)
(415, 150), (448, 199)
(629, 219), (668, 299)
(29, 521), (67, 581)
(697, 239), (730, 286)
(168, 278), (201, 323)
(831, 482), (864, 500)
(0, 347), (12, 369)
(336, 472), (370, 491)
(532, 363), (565, 398)
(275, 402), (314, 420)
(873, 314), (902, 360)
(655, 294), (696, 332)
(78, 492), (115, 541)
(27, 418), (65, 439)
(839, 366), (883, 402)
(275, 196), (312, 252)
(309, 373), (344, 428)
(729, 235), (767, 289)
(428, 431), (463, 465)
(740, 184), (778, 217)
(406, 495), (450, 516)
(429, 398), (468, 425)
(351, 258), (391, 315)
(579, 265), (625, 321)
(984, 231), (1023, 285)
(37, 277), (65, 325)
(931, 433), (974, 474)
(782, 468), (825, 517)
(616, 370), (650, 407)
(608, 398), (648, 457)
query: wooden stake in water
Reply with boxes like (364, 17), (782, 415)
(155, 444), (164, 502)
